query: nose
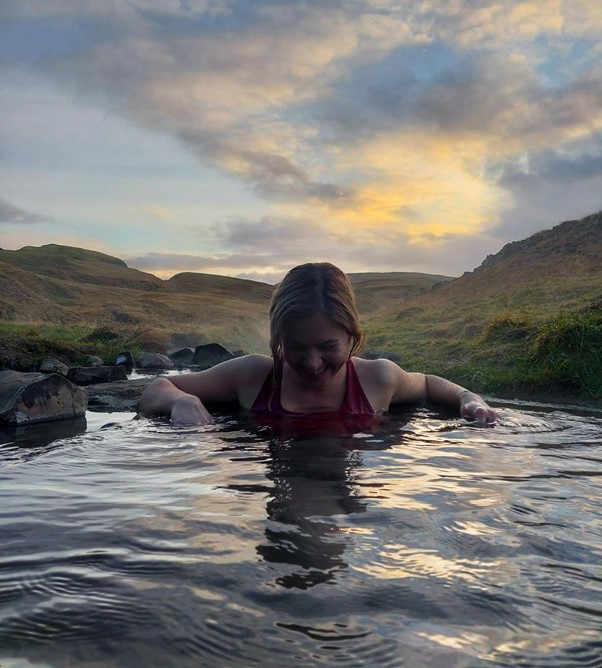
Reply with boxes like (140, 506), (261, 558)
(303, 348), (323, 373)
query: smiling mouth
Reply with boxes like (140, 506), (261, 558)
(301, 367), (328, 378)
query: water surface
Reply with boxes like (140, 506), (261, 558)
(1, 402), (601, 667)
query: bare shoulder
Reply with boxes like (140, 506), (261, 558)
(168, 354), (273, 404)
(232, 354), (273, 406)
(351, 357), (403, 412)
(229, 354), (273, 378)
(352, 356), (402, 384)
(352, 356), (427, 407)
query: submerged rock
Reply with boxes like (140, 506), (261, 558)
(68, 365), (128, 385)
(86, 378), (154, 412)
(136, 353), (174, 370)
(0, 370), (88, 425)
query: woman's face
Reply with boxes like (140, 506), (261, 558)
(281, 312), (352, 387)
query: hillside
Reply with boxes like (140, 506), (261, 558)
(0, 245), (448, 352)
(1, 212), (601, 400)
(420, 211), (602, 314)
(363, 211), (602, 399)
(359, 211), (599, 332)
(350, 272), (452, 315)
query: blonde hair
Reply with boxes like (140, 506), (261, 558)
(269, 262), (365, 359)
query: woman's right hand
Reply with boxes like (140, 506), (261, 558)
(170, 394), (214, 426)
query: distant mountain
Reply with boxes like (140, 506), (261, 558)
(350, 272), (453, 315)
(348, 271), (452, 284)
(0, 244), (162, 290)
(0, 244), (448, 351)
(1, 212), (599, 352)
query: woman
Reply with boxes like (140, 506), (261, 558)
(139, 262), (499, 426)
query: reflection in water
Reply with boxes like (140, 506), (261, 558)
(0, 404), (601, 667)
(0, 416), (87, 462)
(257, 436), (368, 589)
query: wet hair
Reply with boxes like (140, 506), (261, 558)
(269, 262), (365, 359)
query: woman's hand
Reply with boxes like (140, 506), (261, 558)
(459, 392), (499, 424)
(170, 394), (214, 427)
(139, 376), (215, 426)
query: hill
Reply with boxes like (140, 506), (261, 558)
(382, 211), (602, 327)
(363, 211), (602, 400)
(350, 272), (452, 315)
(0, 245), (448, 353)
(422, 211), (601, 312)
(1, 212), (600, 401)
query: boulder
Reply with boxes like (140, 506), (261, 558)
(136, 352), (175, 370)
(192, 343), (234, 368)
(68, 365), (128, 385)
(168, 347), (194, 366)
(0, 370), (88, 425)
(115, 351), (134, 373)
(39, 356), (69, 376)
(83, 355), (104, 367)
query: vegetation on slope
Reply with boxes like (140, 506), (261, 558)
(361, 212), (602, 403)
(1, 212), (601, 405)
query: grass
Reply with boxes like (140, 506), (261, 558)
(363, 303), (602, 403)
(529, 309), (602, 398)
(1, 307), (601, 407)
(0, 321), (148, 371)
(0, 318), (270, 373)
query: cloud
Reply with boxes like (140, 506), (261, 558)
(3, 0), (602, 276)
(124, 249), (291, 278)
(0, 198), (56, 225)
(218, 216), (309, 247)
(4, 1), (425, 207)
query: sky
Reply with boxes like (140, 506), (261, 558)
(1, 0), (602, 283)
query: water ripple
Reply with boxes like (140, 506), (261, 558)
(0, 403), (600, 666)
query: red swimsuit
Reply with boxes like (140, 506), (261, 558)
(250, 359), (375, 418)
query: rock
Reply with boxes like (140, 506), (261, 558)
(136, 352), (175, 369)
(168, 347), (194, 366)
(192, 343), (234, 368)
(115, 351), (134, 373)
(0, 370), (88, 425)
(68, 365), (128, 385)
(39, 356), (69, 376)
(86, 378), (155, 412)
(83, 355), (104, 367)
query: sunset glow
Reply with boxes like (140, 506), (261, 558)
(1, 1), (601, 281)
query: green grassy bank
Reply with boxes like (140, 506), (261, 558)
(0, 322), (151, 370)
(365, 304), (602, 404)
(2, 304), (601, 407)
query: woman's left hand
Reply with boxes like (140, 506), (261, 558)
(460, 393), (499, 424)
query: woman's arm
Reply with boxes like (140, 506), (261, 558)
(138, 354), (271, 426)
(369, 359), (499, 423)
(139, 376), (215, 425)
(424, 374), (499, 423)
